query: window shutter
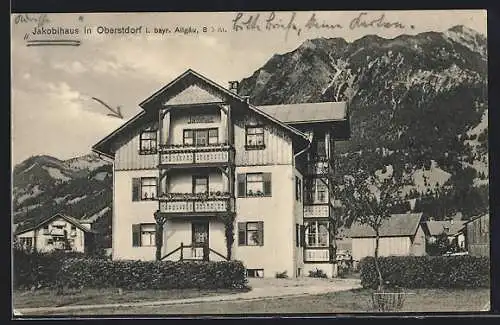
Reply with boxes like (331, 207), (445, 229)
(155, 224), (163, 247)
(300, 225), (305, 247)
(257, 221), (264, 246)
(237, 174), (246, 198)
(263, 173), (272, 196)
(296, 224), (299, 247)
(132, 178), (141, 201)
(238, 222), (246, 246)
(132, 224), (141, 247)
(295, 177), (299, 201)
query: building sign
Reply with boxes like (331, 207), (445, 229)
(188, 115), (215, 124)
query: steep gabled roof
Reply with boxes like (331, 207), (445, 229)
(424, 220), (466, 236)
(349, 213), (424, 238)
(258, 101), (348, 124)
(14, 213), (96, 236)
(92, 69), (310, 158)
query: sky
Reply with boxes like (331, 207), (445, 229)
(11, 10), (487, 165)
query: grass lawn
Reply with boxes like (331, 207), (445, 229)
(22, 287), (489, 315)
(13, 287), (248, 309)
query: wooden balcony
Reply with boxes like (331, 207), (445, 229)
(158, 192), (233, 216)
(159, 144), (233, 167)
(304, 204), (330, 218)
(304, 248), (330, 262)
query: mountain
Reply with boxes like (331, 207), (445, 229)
(239, 25), (488, 220)
(13, 153), (112, 248)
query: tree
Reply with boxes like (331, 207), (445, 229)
(336, 165), (411, 290)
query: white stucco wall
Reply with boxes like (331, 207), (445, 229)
(303, 263), (335, 278)
(167, 170), (224, 193)
(113, 169), (158, 260)
(233, 164), (296, 278)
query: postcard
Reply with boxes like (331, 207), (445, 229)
(11, 10), (489, 317)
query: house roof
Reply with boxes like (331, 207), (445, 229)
(14, 213), (96, 236)
(349, 213), (424, 238)
(463, 213), (489, 225)
(92, 69), (311, 158)
(257, 101), (348, 124)
(425, 220), (466, 236)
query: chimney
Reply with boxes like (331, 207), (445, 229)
(228, 81), (239, 94)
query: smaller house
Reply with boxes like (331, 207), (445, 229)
(464, 214), (489, 257)
(14, 213), (96, 253)
(422, 220), (467, 250)
(349, 213), (426, 263)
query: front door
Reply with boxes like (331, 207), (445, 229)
(192, 221), (209, 247)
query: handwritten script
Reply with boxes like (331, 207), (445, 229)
(232, 12), (412, 40)
(14, 14), (51, 28)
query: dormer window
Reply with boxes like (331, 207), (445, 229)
(245, 126), (265, 150)
(139, 129), (157, 154)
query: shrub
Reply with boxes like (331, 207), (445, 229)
(308, 268), (328, 278)
(360, 255), (490, 289)
(58, 258), (248, 290)
(13, 249), (88, 290)
(275, 270), (288, 279)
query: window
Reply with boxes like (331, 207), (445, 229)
(42, 224), (49, 234)
(245, 126), (265, 149)
(193, 176), (209, 194)
(306, 179), (328, 204)
(132, 224), (156, 247)
(71, 225), (77, 231)
(246, 269), (264, 278)
(139, 130), (157, 154)
(237, 173), (272, 197)
(132, 177), (157, 201)
(315, 138), (326, 157)
(141, 178), (157, 200)
(246, 173), (263, 195)
(183, 130), (194, 145)
(19, 237), (33, 250)
(183, 128), (219, 146)
(238, 221), (264, 246)
(295, 176), (302, 201)
(208, 129), (218, 145)
(305, 221), (329, 247)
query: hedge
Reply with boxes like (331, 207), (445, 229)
(14, 249), (248, 290)
(13, 249), (88, 289)
(360, 255), (490, 289)
(58, 258), (248, 290)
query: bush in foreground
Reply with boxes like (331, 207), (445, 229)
(13, 249), (87, 290)
(360, 255), (490, 289)
(59, 258), (248, 290)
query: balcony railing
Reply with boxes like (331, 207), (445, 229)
(159, 144), (232, 166)
(304, 204), (330, 218)
(304, 248), (330, 262)
(158, 192), (232, 214)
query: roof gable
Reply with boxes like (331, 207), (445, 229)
(425, 220), (466, 236)
(349, 213), (424, 238)
(14, 213), (95, 236)
(165, 84), (224, 106)
(139, 69), (240, 109)
(92, 69), (310, 158)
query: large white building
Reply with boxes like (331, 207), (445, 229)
(92, 70), (350, 278)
